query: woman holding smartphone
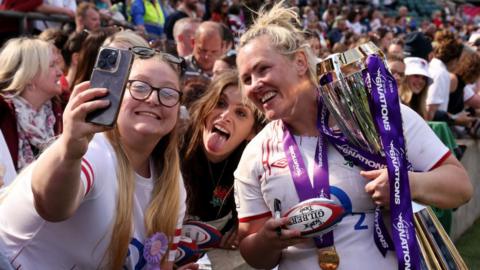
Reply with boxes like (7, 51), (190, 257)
(233, 2), (472, 270)
(0, 46), (196, 270)
(181, 71), (264, 269)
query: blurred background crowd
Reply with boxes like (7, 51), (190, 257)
(1, 0), (480, 268)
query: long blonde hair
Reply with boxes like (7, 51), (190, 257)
(399, 77), (428, 119)
(104, 56), (181, 269)
(0, 37), (52, 94)
(238, 1), (317, 85)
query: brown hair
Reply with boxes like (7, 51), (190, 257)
(184, 70), (265, 159)
(70, 28), (116, 90)
(455, 47), (480, 84)
(433, 30), (463, 64)
(76, 2), (97, 19)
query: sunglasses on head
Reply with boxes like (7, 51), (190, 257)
(130, 46), (186, 76)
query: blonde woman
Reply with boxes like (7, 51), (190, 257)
(399, 57), (432, 119)
(0, 37), (63, 174)
(0, 47), (195, 270)
(234, 2), (472, 269)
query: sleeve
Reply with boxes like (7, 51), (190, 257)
(401, 105), (450, 171)
(67, 0), (76, 12)
(426, 70), (450, 106)
(0, 130), (16, 186)
(3, 0), (43, 11)
(234, 136), (271, 223)
(168, 173), (186, 262)
(130, 0), (145, 26)
(463, 83), (475, 102)
(79, 134), (114, 200)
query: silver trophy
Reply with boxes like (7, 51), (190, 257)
(317, 42), (384, 155)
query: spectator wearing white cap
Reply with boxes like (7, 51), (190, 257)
(399, 57), (433, 118)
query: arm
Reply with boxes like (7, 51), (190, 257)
(409, 154), (472, 208)
(238, 216), (305, 269)
(31, 82), (110, 222)
(425, 103), (440, 121)
(464, 91), (480, 110)
(36, 3), (75, 17)
(362, 154), (472, 209)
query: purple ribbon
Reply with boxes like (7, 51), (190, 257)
(318, 100), (395, 257)
(317, 55), (420, 269)
(367, 55), (420, 270)
(143, 232), (168, 270)
(282, 104), (333, 247)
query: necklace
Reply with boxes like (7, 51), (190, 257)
(207, 158), (232, 216)
(206, 158), (229, 188)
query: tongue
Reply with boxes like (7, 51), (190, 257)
(207, 132), (227, 152)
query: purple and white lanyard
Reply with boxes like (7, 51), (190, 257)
(284, 54), (420, 269)
(282, 104), (332, 248)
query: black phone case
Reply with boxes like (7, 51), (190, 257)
(86, 47), (134, 127)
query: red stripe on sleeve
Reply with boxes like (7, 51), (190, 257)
(81, 166), (92, 195)
(238, 211), (272, 223)
(174, 228), (181, 236)
(429, 151), (451, 171)
(81, 158), (94, 195)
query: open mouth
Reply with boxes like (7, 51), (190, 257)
(212, 124), (230, 140)
(260, 91), (276, 104)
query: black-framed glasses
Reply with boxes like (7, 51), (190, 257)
(127, 80), (182, 107)
(130, 46), (186, 76)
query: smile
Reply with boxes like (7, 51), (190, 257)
(260, 91), (276, 104)
(136, 111), (160, 119)
(212, 124), (230, 139)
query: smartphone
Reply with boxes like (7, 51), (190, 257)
(86, 46), (134, 127)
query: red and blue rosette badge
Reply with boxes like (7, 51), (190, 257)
(143, 232), (168, 270)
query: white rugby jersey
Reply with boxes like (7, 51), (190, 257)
(234, 105), (449, 270)
(0, 133), (186, 269)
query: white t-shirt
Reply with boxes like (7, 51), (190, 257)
(0, 131), (16, 186)
(463, 83), (476, 102)
(34, 0), (77, 30)
(0, 133), (186, 269)
(234, 105), (449, 270)
(427, 58), (451, 111)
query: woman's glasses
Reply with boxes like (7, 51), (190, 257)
(127, 80), (182, 107)
(130, 46), (186, 76)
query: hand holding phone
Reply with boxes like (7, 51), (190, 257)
(86, 46), (134, 127)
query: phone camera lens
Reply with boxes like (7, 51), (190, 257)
(107, 51), (117, 66)
(98, 59), (107, 69)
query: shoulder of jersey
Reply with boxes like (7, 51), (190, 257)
(283, 198), (346, 237)
(182, 220), (222, 250)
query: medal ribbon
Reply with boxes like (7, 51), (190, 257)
(282, 103), (333, 248)
(366, 55), (420, 270)
(318, 101), (395, 257)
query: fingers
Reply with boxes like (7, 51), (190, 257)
(360, 169), (383, 180)
(68, 87), (109, 114)
(260, 217), (306, 250)
(220, 228), (239, 249)
(361, 169), (390, 207)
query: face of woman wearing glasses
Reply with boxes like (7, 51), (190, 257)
(117, 57), (180, 141)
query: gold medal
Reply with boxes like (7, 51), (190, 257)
(318, 247), (340, 270)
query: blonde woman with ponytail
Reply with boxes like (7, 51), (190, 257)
(0, 46), (197, 270)
(234, 2), (471, 270)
